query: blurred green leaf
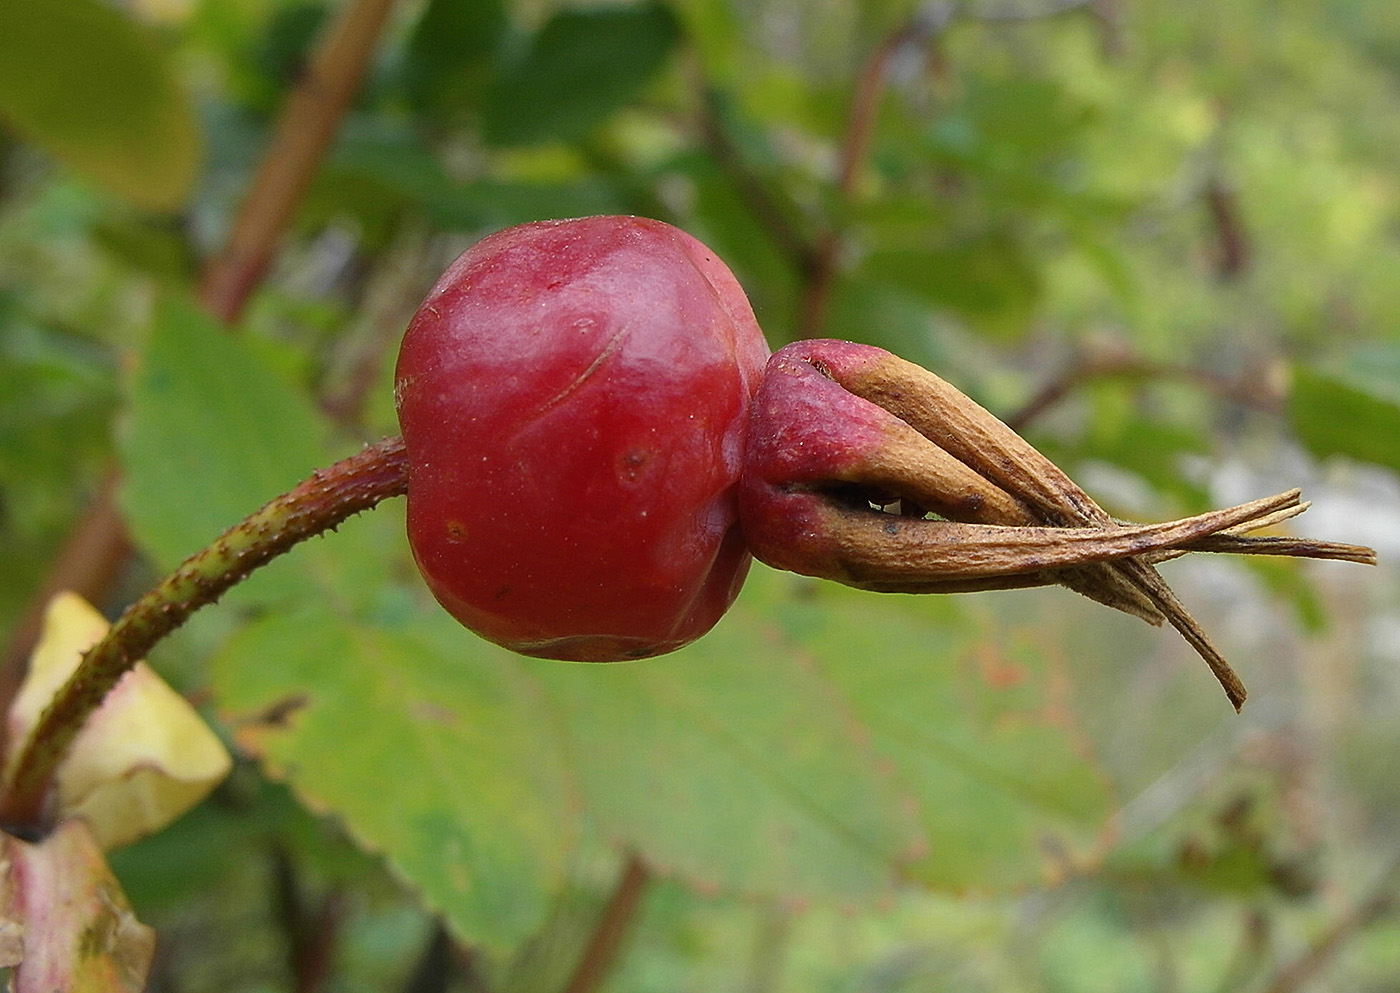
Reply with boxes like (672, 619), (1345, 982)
(1107, 785), (1320, 900)
(826, 272), (949, 368)
(1289, 364), (1400, 473)
(482, 1), (681, 146)
(860, 230), (1042, 339)
(256, 3), (326, 81)
(1045, 410), (1211, 510)
(0, 0), (200, 210)
(676, 149), (801, 340)
(0, 298), (118, 630)
(1330, 343), (1400, 405)
(402, 0), (508, 114)
(0, 299), (116, 486)
(92, 217), (197, 285)
(309, 123), (627, 235)
(928, 76), (1092, 167)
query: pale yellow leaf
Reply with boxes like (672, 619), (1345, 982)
(5, 592), (232, 850)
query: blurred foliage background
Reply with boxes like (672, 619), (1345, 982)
(2, 0), (1399, 990)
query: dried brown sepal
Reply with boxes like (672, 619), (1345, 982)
(738, 340), (1377, 711)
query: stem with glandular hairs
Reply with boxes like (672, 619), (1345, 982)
(0, 436), (409, 833)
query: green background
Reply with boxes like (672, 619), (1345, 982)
(2, 0), (1397, 989)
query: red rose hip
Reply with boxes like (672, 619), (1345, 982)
(394, 217), (770, 660)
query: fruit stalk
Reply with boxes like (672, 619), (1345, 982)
(0, 436), (409, 833)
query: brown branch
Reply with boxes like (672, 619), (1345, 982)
(1257, 855), (1400, 993)
(557, 854), (651, 993)
(1204, 177), (1251, 280)
(273, 843), (348, 993)
(693, 86), (819, 280)
(797, 13), (949, 340)
(0, 0), (401, 759)
(1004, 354), (1285, 432)
(198, 0), (399, 323)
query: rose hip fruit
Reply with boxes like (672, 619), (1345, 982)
(394, 217), (770, 661)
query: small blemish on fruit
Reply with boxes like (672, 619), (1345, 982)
(494, 585), (511, 601)
(884, 522), (899, 535)
(618, 448), (653, 482)
(445, 520), (467, 542)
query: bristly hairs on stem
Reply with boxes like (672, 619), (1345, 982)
(0, 437), (409, 835)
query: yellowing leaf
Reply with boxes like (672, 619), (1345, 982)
(5, 593), (232, 851)
(0, 0), (201, 209)
(0, 820), (154, 992)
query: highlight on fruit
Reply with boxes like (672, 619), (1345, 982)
(4, 214), (1376, 835)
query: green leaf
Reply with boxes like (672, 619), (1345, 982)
(0, 0), (200, 210)
(92, 217), (198, 285)
(859, 229), (1042, 340)
(536, 585), (925, 901)
(402, 0), (508, 114)
(1289, 364), (1400, 473)
(482, 2), (681, 146)
(929, 76), (1091, 167)
(826, 273), (950, 369)
(1037, 408), (1211, 511)
(309, 123), (627, 234)
(118, 296), (338, 602)
(213, 603), (574, 953)
(743, 571), (1115, 890)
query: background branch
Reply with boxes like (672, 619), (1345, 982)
(1005, 353), (1286, 432)
(1257, 854), (1400, 993)
(558, 854), (651, 993)
(0, 0), (401, 757)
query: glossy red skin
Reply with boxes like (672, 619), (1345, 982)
(395, 217), (770, 660)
